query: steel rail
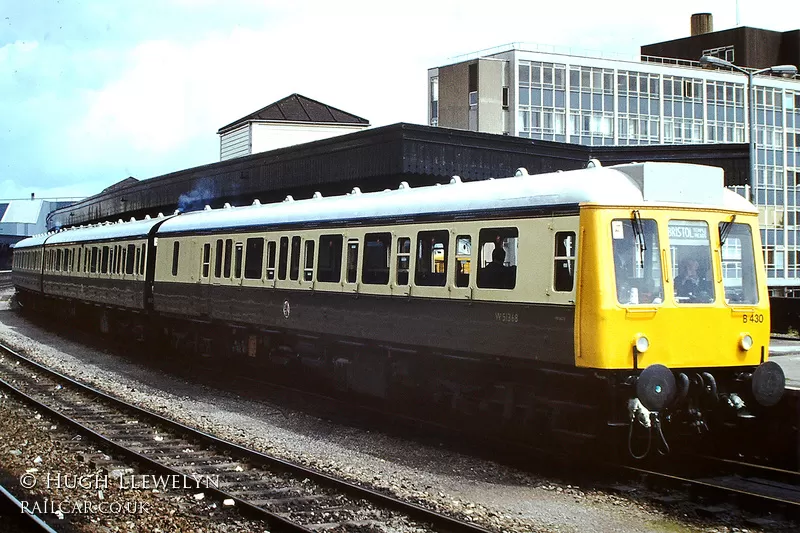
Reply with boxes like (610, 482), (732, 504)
(0, 483), (59, 533)
(0, 341), (492, 533)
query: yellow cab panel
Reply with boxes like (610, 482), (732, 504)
(576, 205), (769, 370)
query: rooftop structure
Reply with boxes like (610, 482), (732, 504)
(216, 94), (370, 161)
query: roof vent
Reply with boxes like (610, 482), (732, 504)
(312, 191), (323, 199)
(515, 168), (529, 177)
(350, 187), (362, 195)
(398, 181), (410, 190)
(157, 212), (164, 218)
(130, 217), (136, 222)
(587, 158), (602, 169)
(283, 196), (294, 203)
(450, 176), (462, 184)
(173, 210), (180, 215)
(145, 215), (151, 220)
(204, 205), (212, 211)
(252, 199), (261, 206)
(223, 202), (232, 209)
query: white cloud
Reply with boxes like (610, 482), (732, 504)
(3, 0), (800, 200)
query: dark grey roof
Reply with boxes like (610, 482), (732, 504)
(217, 94), (369, 134)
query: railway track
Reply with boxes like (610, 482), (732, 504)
(619, 453), (800, 519)
(0, 342), (492, 533)
(0, 482), (59, 533)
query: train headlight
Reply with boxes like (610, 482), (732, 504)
(740, 334), (754, 351)
(634, 334), (650, 353)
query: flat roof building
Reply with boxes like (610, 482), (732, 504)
(428, 18), (800, 292)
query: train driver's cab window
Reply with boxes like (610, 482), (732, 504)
(669, 220), (715, 304)
(244, 238), (264, 280)
(554, 232), (576, 292)
(317, 235), (343, 283)
(396, 237), (411, 285)
(362, 233), (391, 284)
(477, 228), (518, 289)
(455, 235), (471, 287)
(415, 230), (449, 287)
(612, 217), (664, 305)
(719, 222), (758, 304)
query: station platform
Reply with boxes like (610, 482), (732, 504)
(769, 337), (800, 390)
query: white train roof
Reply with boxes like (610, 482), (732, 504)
(158, 162), (755, 235)
(12, 162), (756, 250)
(13, 216), (172, 249)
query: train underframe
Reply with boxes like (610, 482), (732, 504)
(16, 289), (792, 462)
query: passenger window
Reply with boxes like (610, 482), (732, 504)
(396, 237), (411, 285)
(455, 235), (471, 287)
(346, 239), (359, 283)
(139, 244), (146, 275)
(110, 248), (115, 273)
(266, 241), (276, 280)
(477, 228), (518, 289)
(554, 232), (577, 292)
(415, 230), (449, 287)
(120, 247), (125, 274)
(134, 247), (141, 276)
(56, 249), (62, 271)
(317, 235), (343, 283)
(172, 241), (180, 276)
(362, 233), (391, 284)
(290, 236), (301, 281)
(278, 237), (289, 280)
(304, 240), (315, 281)
(126, 244), (135, 274)
(214, 239), (223, 278)
(244, 238), (263, 280)
(101, 246), (109, 274)
(223, 239), (233, 278)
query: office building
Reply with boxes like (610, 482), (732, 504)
(428, 15), (800, 290)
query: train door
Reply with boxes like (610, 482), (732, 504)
(198, 241), (212, 316)
(391, 234), (413, 296)
(343, 237), (361, 294)
(449, 230), (473, 300)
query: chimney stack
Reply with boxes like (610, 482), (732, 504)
(691, 13), (713, 36)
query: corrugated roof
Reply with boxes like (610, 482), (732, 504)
(217, 93), (369, 134)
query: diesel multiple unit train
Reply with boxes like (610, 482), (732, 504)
(12, 161), (786, 458)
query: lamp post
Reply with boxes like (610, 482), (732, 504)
(699, 55), (797, 202)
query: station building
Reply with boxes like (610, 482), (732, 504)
(427, 14), (800, 292)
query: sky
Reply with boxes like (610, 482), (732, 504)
(2, 0), (799, 201)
